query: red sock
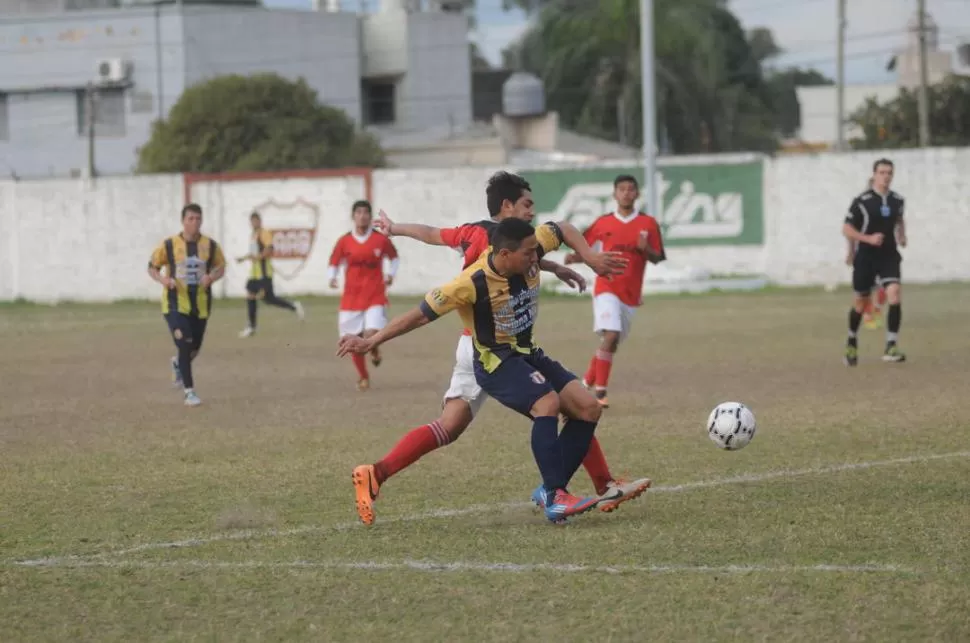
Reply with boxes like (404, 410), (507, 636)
(581, 436), (613, 495)
(374, 421), (452, 484)
(594, 350), (613, 391)
(584, 355), (598, 386)
(351, 353), (368, 380)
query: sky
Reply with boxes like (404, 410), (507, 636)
(265, 0), (970, 85)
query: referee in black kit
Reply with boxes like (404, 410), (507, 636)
(842, 158), (907, 366)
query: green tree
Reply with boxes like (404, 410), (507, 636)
(848, 75), (970, 149)
(505, 0), (781, 153)
(766, 68), (833, 138)
(137, 73), (384, 174)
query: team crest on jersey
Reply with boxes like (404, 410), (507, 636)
(373, 248), (382, 257)
(251, 197), (321, 280)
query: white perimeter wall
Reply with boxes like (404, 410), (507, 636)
(1, 147), (968, 303)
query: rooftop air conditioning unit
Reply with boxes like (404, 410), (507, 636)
(95, 58), (132, 84)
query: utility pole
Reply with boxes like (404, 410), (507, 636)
(917, 0), (931, 147)
(86, 83), (97, 180)
(639, 0), (658, 217)
(835, 0), (846, 151)
(154, 1), (164, 121)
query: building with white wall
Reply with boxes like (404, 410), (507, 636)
(0, 0), (472, 179)
(794, 10), (967, 148)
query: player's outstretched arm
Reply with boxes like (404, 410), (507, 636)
(375, 210), (446, 246)
(539, 259), (586, 293)
(337, 307), (431, 357)
(556, 221), (628, 277)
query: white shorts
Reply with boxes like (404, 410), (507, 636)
(593, 293), (637, 343)
(442, 334), (489, 417)
(338, 305), (386, 336)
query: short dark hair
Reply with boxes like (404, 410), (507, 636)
(250, 211), (261, 220)
(491, 217), (536, 252)
(486, 171), (531, 217)
(873, 158), (894, 172)
(181, 203), (202, 219)
(351, 200), (372, 215)
(614, 174), (639, 189)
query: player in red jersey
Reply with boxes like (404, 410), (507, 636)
(566, 174), (666, 408)
(327, 200), (399, 391)
(348, 171), (652, 526)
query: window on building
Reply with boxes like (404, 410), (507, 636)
(362, 80), (396, 125)
(77, 87), (126, 138)
(0, 94), (8, 141)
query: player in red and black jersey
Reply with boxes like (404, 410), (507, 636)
(348, 171), (651, 526)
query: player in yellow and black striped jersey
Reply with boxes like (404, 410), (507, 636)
(338, 218), (629, 524)
(148, 203), (226, 407)
(237, 211), (304, 338)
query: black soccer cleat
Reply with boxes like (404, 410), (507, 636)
(844, 345), (858, 367)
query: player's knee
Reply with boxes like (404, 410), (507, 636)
(601, 332), (620, 352)
(531, 391), (560, 417)
(577, 393), (602, 423)
(885, 284), (901, 304)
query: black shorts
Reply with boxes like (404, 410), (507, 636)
(165, 312), (208, 353)
(475, 349), (577, 418)
(246, 278), (275, 298)
(852, 252), (901, 295)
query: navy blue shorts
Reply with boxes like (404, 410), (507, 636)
(164, 313), (208, 353)
(475, 349), (577, 418)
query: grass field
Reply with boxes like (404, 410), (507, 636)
(2, 284), (970, 642)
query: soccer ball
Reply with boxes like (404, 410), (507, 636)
(707, 402), (756, 450)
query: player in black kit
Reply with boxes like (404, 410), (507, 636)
(842, 158), (907, 366)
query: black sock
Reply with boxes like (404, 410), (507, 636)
(848, 308), (862, 346)
(559, 419), (597, 487)
(178, 344), (194, 389)
(887, 304), (901, 346)
(247, 299), (257, 328)
(531, 415), (565, 494)
(887, 304), (901, 335)
(266, 295), (296, 312)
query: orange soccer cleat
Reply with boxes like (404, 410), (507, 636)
(351, 464), (381, 525)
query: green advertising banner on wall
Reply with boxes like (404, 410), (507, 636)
(522, 160), (764, 246)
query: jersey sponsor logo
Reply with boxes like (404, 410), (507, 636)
(431, 288), (448, 306)
(494, 285), (540, 336)
(251, 197), (321, 281)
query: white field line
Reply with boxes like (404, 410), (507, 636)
(13, 558), (916, 576)
(11, 450), (970, 568)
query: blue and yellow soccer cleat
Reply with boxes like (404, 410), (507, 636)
(170, 357), (183, 388)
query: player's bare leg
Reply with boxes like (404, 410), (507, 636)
(882, 282), (905, 362)
(352, 398), (472, 525)
(589, 331), (620, 408)
(845, 293), (869, 366)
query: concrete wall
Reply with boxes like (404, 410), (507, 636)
(1, 147), (968, 303)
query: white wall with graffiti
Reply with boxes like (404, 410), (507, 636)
(1, 147), (968, 303)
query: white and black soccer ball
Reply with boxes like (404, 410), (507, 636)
(707, 402), (756, 450)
